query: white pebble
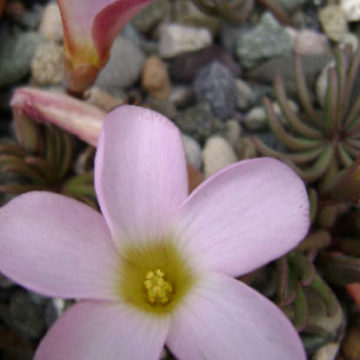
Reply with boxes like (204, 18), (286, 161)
(38, 2), (63, 43)
(202, 136), (237, 177)
(341, 0), (360, 21)
(159, 24), (212, 58)
(182, 134), (202, 170)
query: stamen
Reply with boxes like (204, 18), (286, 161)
(143, 269), (173, 305)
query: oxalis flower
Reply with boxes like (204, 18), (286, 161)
(57, 0), (153, 94)
(0, 106), (309, 360)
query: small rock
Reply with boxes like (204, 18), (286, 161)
(175, 103), (225, 142)
(224, 119), (242, 146)
(169, 45), (241, 82)
(174, 0), (221, 35)
(313, 342), (339, 360)
(142, 55), (171, 99)
(316, 61), (334, 107)
(235, 12), (294, 69)
(340, 0), (360, 22)
(236, 79), (256, 110)
(169, 86), (193, 108)
(319, 5), (348, 42)
(244, 106), (268, 131)
(202, 136), (237, 177)
(38, 2), (63, 43)
(294, 29), (329, 56)
(132, 0), (170, 33)
(339, 33), (359, 51)
(144, 96), (177, 119)
(235, 137), (257, 159)
(159, 24), (212, 58)
(31, 41), (64, 85)
(96, 36), (145, 90)
(182, 134), (202, 169)
(45, 298), (66, 328)
(0, 30), (44, 88)
(84, 86), (126, 112)
(193, 62), (237, 119)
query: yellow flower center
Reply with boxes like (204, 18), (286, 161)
(144, 269), (173, 305)
(117, 238), (196, 315)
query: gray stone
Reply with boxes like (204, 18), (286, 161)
(132, 0), (170, 33)
(249, 52), (333, 97)
(235, 12), (294, 69)
(96, 36), (145, 90)
(144, 96), (177, 120)
(193, 62), (237, 119)
(244, 106), (268, 131)
(175, 103), (225, 142)
(0, 30), (44, 88)
(182, 134), (202, 170)
(159, 24), (212, 58)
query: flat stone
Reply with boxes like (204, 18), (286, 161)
(159, 24), (212, 58)
(96, 36), (145, 90)
(235, 12), (294, 69)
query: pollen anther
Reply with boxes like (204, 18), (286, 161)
(144, 269), (173, 305)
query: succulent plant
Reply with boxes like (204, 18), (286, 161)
(191, 0), (292, 25)
(0, 118), (96, 208)
(254, 46), (360, 192)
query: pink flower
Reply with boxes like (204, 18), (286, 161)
(57, 0), (153, 93)
(0, 106), (309, 360)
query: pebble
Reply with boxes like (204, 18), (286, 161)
(31, 41), (64, 85)
(142, 55), (171, 99)
(174, 0), (221, 35)
(169, 86), (193, 108)
(0, 30), (44, 88)
(224, 119), (242, 146)
(144, 96), (177, 120)
(235, 137), (257, 159)
(316, 61), (334, 107)
(132, 0), (170, 33)
(313, 342), (339, 360)
(340, 0), (360, 22)
(193, 62), (238, 120)
(202, 136), (237, 177)
(275, 0), (308, 12)
(84, 86), (127, 112)
(175, 102), (225, 142)
(169, 45), (241, 82)
(182, 134), (202, 170)
(159, 24), (212, 58)
(96, 36), (145, 90)
(235, 12), (294, 69)
(319, 5), (348, 42)
(244, 106), (268, 131)
(342, 323), (360, 360)
(38, 2), (63, 43)
(294, 29), (329, 56)
(236, 79), (256, 110)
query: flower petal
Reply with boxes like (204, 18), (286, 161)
(174, 158), (309, 276)
(35, 300), (170, 360)
(167, 272), (306, 360)
(59, 0), (152, 66)
(95, 105), (188, 246)
(0, 192), (119, 300)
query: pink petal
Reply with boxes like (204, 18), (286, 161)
(35, 300), (169, 360)
(59, 0), (152, 65)
(0, 192), (119, 300)
(95, 105), (188, 246)
(174, 158), (309, 276)
(167, 272), (306, 360)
